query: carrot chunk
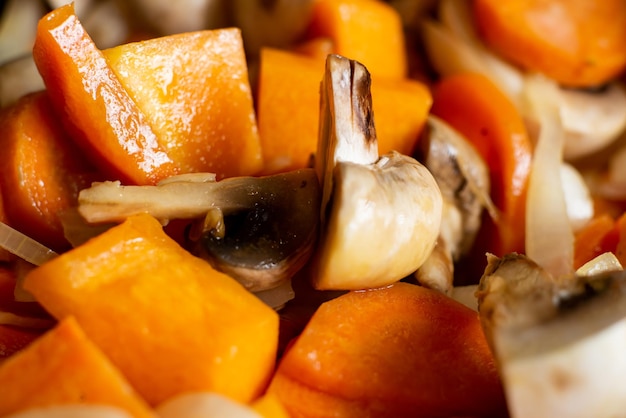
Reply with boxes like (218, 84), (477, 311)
(432, 73), (533, 258)
(0, 91), (101, 251)
(257, 48), (431, 174)
(103, 28), (263, 180)
(33, 3), (177, 185)
(23, 214), (279, 406)
(268, 282), (506, 417)
(0, 317), (155, 418)
(473, 0), (626, 87)
(305, 0), (407, 79)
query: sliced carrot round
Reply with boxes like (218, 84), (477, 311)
(472, 0), (626, 87)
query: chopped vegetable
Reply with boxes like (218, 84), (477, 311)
(0, 91), (101, 251)
(431, 72), (533, 260)
(256, 47), (432, 174)
(472, 0), (626, 87)
(305, 0), (407, 79)
(32, 3), (176, 185)
(268, 282), (507, 417)
(23, 214), (279, 406)
(0, 316), (155, 418)
(311, 55), (442, 290)
(523, 74), (574, 278)
(103, 27), (263, 180)
(477, 253), (626, 418)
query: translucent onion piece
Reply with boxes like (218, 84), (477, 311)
(3, 405), (133, 418)
(253, 278), (295, 310)
(576, 252), (623, 277)
(524, 75), (574, 279)
(450, 284), (478, 311)
(422, 0), (525, 107)
(155, 392), (261, 418)
(0, 311), (54, 329)
(560, 163), (594, 232)
(0, 222), (58, 266)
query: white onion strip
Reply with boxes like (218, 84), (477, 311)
(524, 75), (574, 279)
(0, 222), (58, 266)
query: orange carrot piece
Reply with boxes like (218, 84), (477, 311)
(373, 76), (432, 156)
(432, 73), (532, 258)
(305, 0), (407, 79)
(257, 48), (431, 174)
(23, 214), (279, 406)
(103, 28), (263, 180)
(268, 282), (507, 417)
(256, 48), (324, 173)
(0, 91), (101, 251)
(573, 214), (618, 269)
(0, 317), (155, 418)
(473, 0), (626, 87)
(33, 3), (177, 185)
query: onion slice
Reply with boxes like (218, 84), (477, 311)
(523, 75), (574, 279)
(155, 392), (261, 418)
(3, 405), (133, 418)
(0, 222), (58, 266)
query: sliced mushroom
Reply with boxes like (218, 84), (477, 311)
(78, 169), (321, 292)
(412, 116), (495, 293)
(477, 253), (626, 418)
(418, 115), (495, 258)
(310, 54), (443, 290)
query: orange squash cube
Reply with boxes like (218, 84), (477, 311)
(23, 214), (279, 406)
(33, 4), (176, 185)
(103, 28), (263, 180)
(0, 316), (155, 418)
(305, 0), (407, 79)
(268, 282), (507, 417)
(257, 48), (431, 174)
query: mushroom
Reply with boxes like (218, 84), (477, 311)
(412, 116), (495, 294)
(77, 169), (321, 293)
(310, 54), (443, 290)
(477, 252), (626, 418)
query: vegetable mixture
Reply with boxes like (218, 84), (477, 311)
(1, 0), (626, 417)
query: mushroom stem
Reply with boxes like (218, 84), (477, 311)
(79, 171), (305, 224)
(78, 169), (321, 294)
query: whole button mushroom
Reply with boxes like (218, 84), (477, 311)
(310, 54), (443, 291)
